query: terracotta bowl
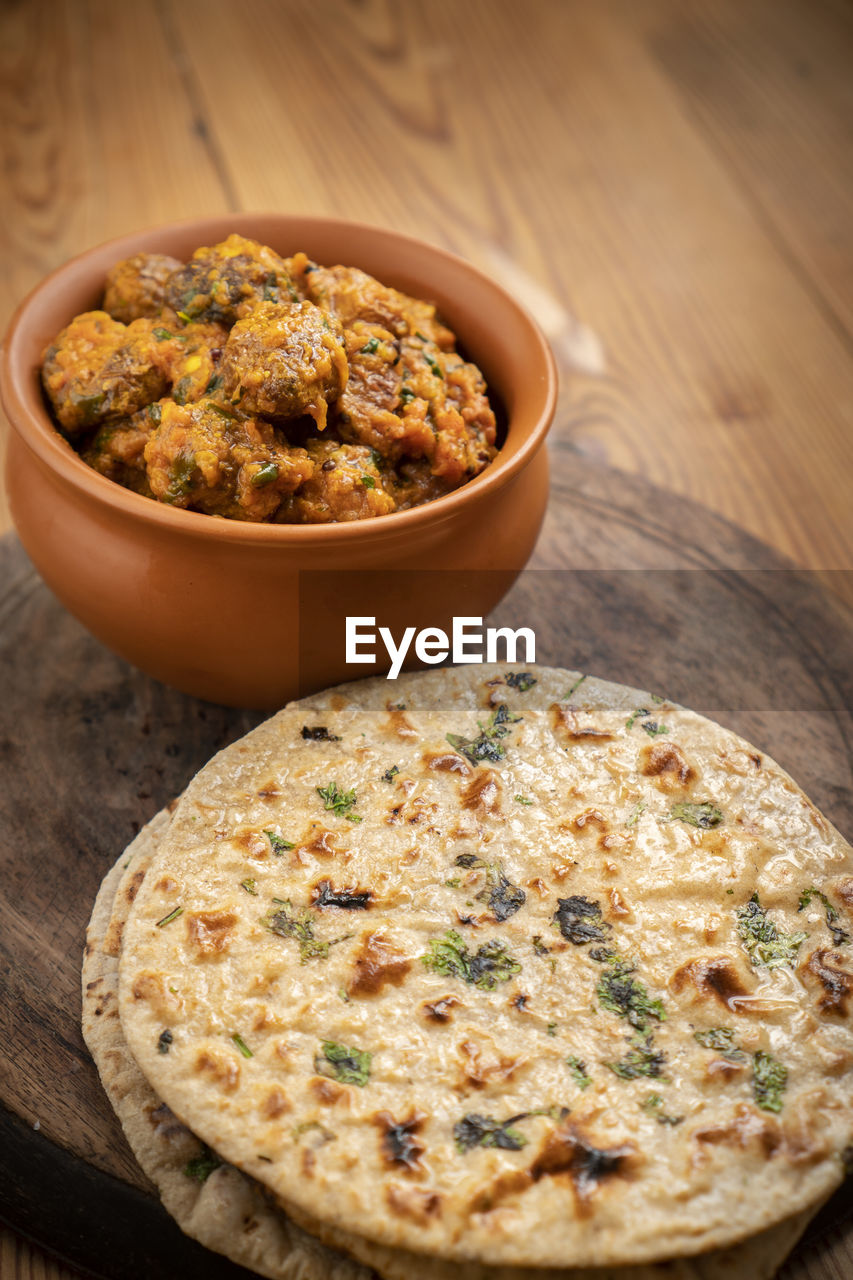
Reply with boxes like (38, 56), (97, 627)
(1, 215), (556, 708)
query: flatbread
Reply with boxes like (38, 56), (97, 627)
(117, 666), (853, 1269)
(85, 808), (820, 1280)
(82, 809), (367, 1280)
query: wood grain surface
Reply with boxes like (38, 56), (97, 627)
(0, 0), (851, 1277)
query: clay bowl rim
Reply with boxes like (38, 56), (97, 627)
(1, 214), (557, 545)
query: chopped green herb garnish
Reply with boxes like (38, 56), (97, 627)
(505, 672), (537, 692)
(153, 327), (173, 341)
(597, 960), (666, 1032)
(165, 456), (195, 501)
(532, 935), (551, 957)
(454, 853), (526, 921)
(444, 877), (461, 889)
(320, 1039), (371, 1086)
(547, 1022), (558, 1037)
(421, 929), (521, 990)
(554, 896), (609, 946)
(446, 703), (521, 766)
(799, 886), (850, 946)
(626, 801), (647, 828)
(563, 674), (587, 700)
(625, 707), (668, 736)
(171, 375), (193, 405)
(515, 794), (533, 805)
(205, 372), (223, 394)
(399, 386), (416, 405)
(147, 401), (163, 425)
(157, 1029), (173, 1054)
(566, 1055), (591, 1089)
(240, 879), (257, 895)
(208, 401), (239, 421)
(607, 1037), (667, 1079)
(693, 1027), (746, 1060)
(737, 893), (808, 969)
(183, 1147), (222, 1183)
(264, 830), (295, 855)
(446, 732), (505, 765)
(71, 390), (107, 425)
(231, 1033), (253, 1058)
(266, 899), (328, 962)
(454, 1113), (528, 1152)
(317, 781), (361, 821)
(176, 309), (193, 324)
(669, 801), (724, 829)
(251, 462), (279, 488)
(753, 1050), (787, 1113)
(641, 1094), (682, 1125)
(155, 906), (184, 928)
(359, 336), (380, 354)
(382, 765), (400, 782)
(361, 474), (376, 489)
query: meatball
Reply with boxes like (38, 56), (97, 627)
(143, 398), (313, 521)
(102, 253), (182, 323)
(41, 312), (169, 435)
(81, 401), (162, 495)
(148, 316), (229, 405)
(305, 264), (455, 348)
(220, 301), (348, 428)
(275, 440), (395, 523)
(164, 234), (301, 326)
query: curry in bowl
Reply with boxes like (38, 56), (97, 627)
(40, 234), (498, 523)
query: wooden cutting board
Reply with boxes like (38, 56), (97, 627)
(1, 445), (850, 1280)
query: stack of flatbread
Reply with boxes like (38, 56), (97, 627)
(82, 665), (853, 1279)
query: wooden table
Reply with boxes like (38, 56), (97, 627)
(0, 1), (850, 1276)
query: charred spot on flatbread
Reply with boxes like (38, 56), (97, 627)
(551, 703), (614, 742)
(640, 741), (696, 790)
(186, 909), (238, 957)
(374, 1111), (426, 1171)
(385, 1182), (441, 1224)
(670, 955), (754, 1012)
(194, 1047), (241, 1093)
(800, 949), (853, 1016)
(470, 1124), (637, 1217)
(456, 1038), (524, 1092)
(124, 868), (146, 904)
(462, 770), (502, 814)
(425, 751), (471, 775)
(421, 996), (461, 1023)
(347, 930), (411, 997)
(311, 880), (372, 909)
